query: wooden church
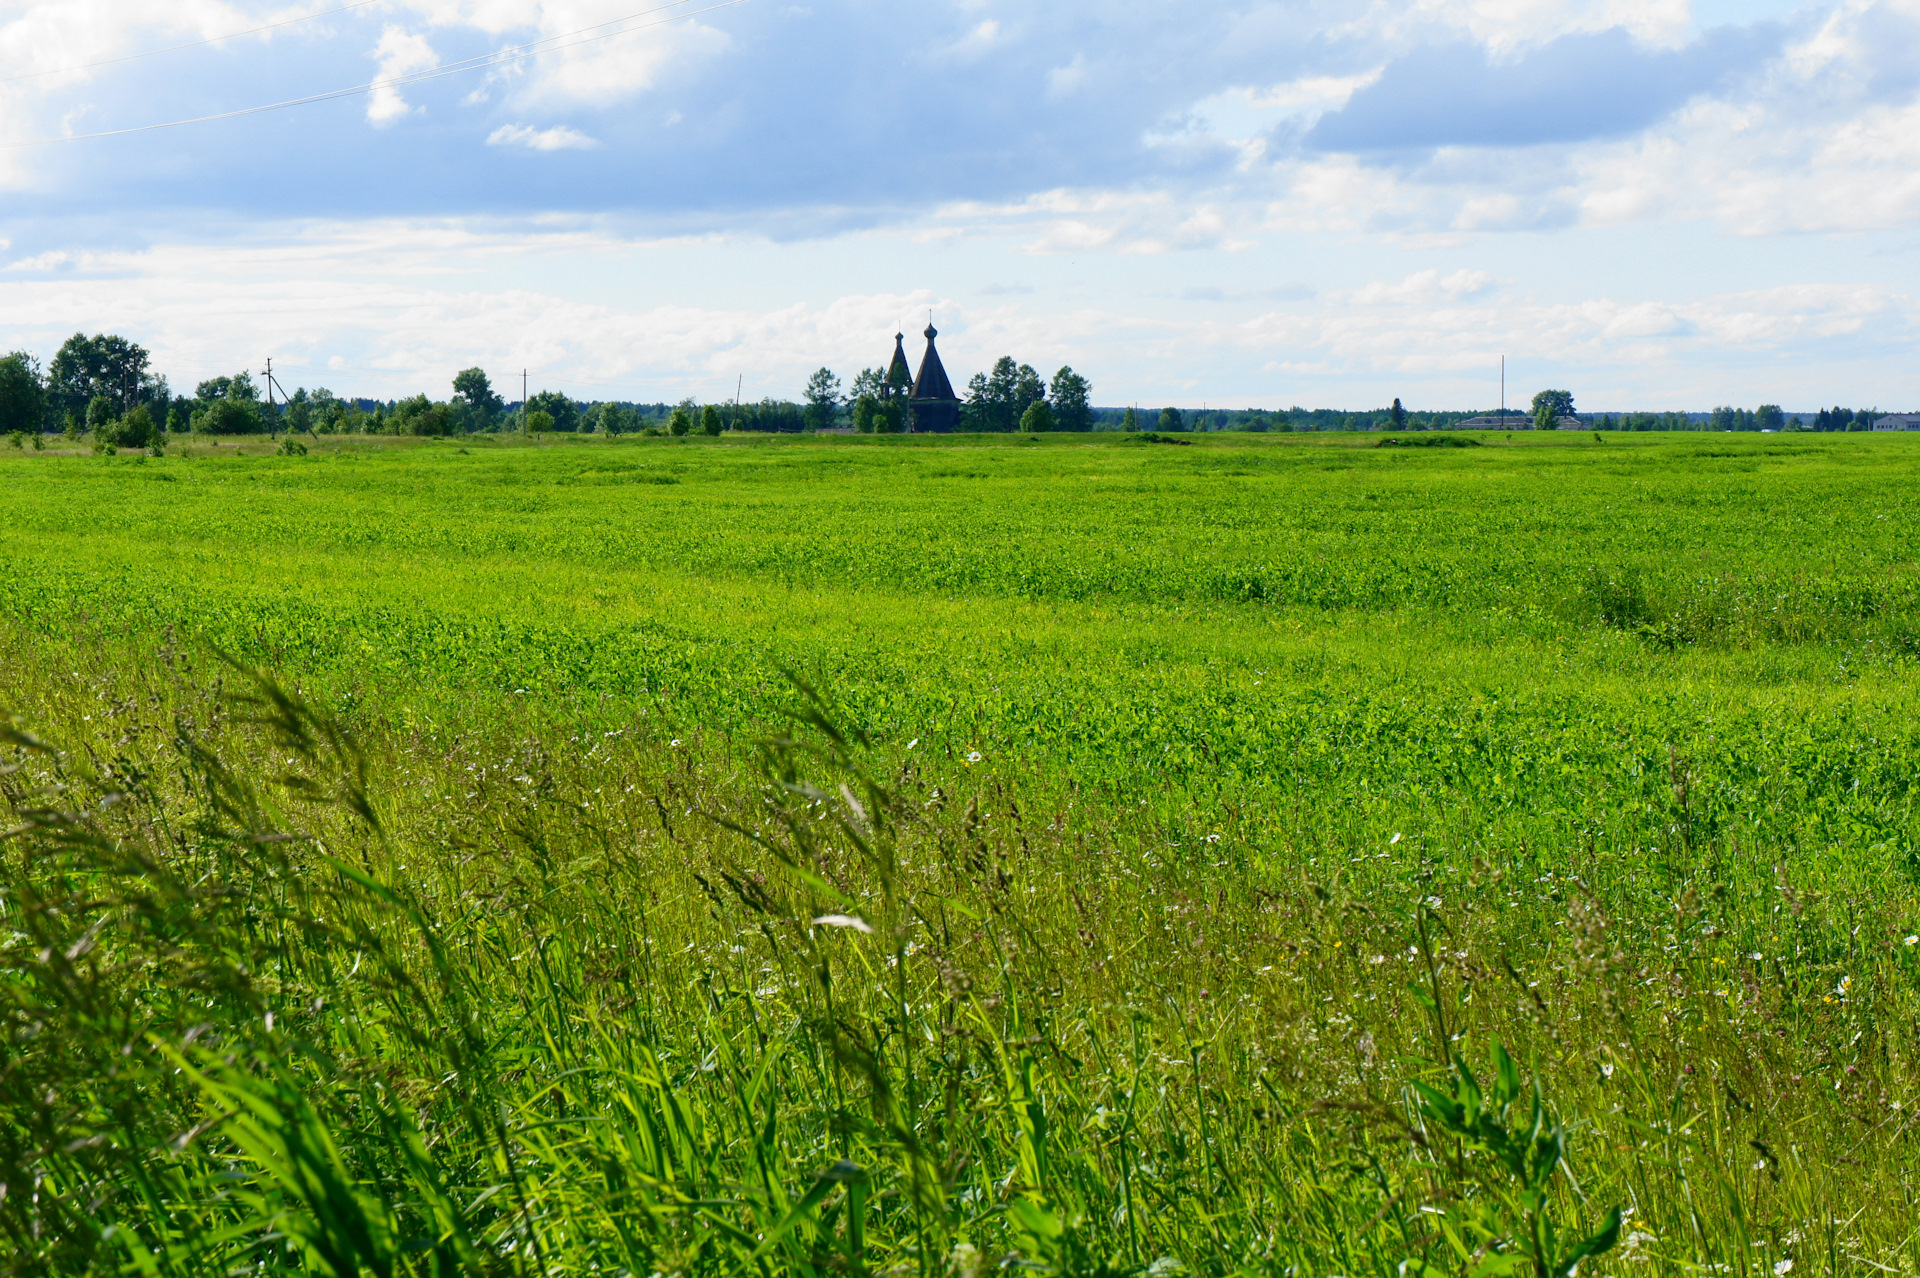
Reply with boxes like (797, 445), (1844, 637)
(883, 324), (961, 432)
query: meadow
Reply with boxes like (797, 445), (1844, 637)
(5, 428), (1920, 1276)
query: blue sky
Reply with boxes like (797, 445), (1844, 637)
(0, 0), (1914, 411)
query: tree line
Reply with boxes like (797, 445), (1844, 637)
(0, 332), (1899, 447)
(801, 357), (1095, 432)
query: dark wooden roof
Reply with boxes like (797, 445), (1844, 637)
(887, 333), (913, 390)
(911, 324), (958, 403)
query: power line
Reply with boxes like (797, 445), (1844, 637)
(8, 0), (750, 148)
(0, 0), (385, 85)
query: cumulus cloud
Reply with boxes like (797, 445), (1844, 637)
(487, 122), (600, 150)
(367, 26), (438, 125)
(1, 1), (1917, 411)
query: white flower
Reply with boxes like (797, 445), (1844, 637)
(965, 751), (982, 763)
(813, 914), (874, 934)
(949, 1242), (985, 1278)
(1390, 832), (1402, 845)
(1906, 935), (1917, 946)
(1775, 1260), (1793, 1276)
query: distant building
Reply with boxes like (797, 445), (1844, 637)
(1872, 413), (1920, 431)
(1451, 412), (1584, 429)
(907, 324), (961, 432)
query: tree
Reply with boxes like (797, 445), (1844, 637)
(453, 367), (503, 417)
(964, 357), (1045, 432)
(50, 333), (154, 417)
(166, 405), (188, 437)
(849, 368), (886, 402)
(1390, 397), (1407, 429)
(195, 397), (265, 435)
(117, 404), (156, 449)
(1019, 400), (1054, 433)
(804, 368), (842, 432)
(852, 395), (878, 434)
(394, 394), (453, 436)
(197, 373), (259, 404)
(285, 388), (315, 437)
(86, 394), (115, 435)
(1158, 406), (1184, 432)
(1120, 406), (1140, 432)
(525, 409), (554, 433)
(0, 352), (45, 436)
(1530, 389), (1574, 430)
(1049, 367), (1092, 432)
(701, 404), (723, 436)
(525, 390), (578, 432)
(668, 406), (693, 436)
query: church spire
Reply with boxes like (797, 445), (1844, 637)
(909, 321), (961, 432)
(886, 331), (913, 395)
(911, 323), (957, 402)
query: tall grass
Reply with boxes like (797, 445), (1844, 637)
(5, 641), (1915, 1275)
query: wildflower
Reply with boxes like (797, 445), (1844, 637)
(1906, 935), (1918, 946)
(949, 1242), (986, 1278)
(965, 751), (982, 763)
(1390, 832), (1402, 845)
(813, 914), (874, 934)
(1834, 975), (1851, 998)
(1774, 1261), (1793, 1276)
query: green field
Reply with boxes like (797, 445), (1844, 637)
(6, 430), (1920, 1276)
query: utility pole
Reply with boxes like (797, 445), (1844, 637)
(264, 357), (277, 438)
(522, 369), (528, 438)
(262, 360), (306, 438)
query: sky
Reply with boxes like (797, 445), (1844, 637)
(0, 0), (1915, 412)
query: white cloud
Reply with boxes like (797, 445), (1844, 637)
(487, 123), (600, 150)
(1047, 54), (1087, 99)
(367, 26), (438, 125)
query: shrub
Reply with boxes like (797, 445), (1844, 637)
(1019, 400), (1055, 433)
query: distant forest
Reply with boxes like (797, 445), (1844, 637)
(0, 332), (1893, 445)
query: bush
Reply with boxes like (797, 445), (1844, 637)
(668, 407), (692, 437)
(701, 405), (723, 436)
(395, 394), (453, 437)
(195, 398), (264, 436)
(1019, 401), (1055, 433)
(116, 404), (156, 450)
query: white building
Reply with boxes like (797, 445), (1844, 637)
(1871, 413), (1920, 431)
